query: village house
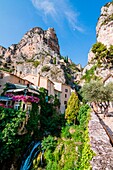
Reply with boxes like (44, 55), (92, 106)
(0, 82), (40, 111)
(22, 73), (72, 113)
(0, 71), (32, 95)
(22, 74), (72, 113)
(38, 76), (54, 96)
(54, 81), (71, 113)
(23, 74), (55, 96)
(21, 74), (40, 87)
(0, 71), (73, 114)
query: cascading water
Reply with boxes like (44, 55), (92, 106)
(20, 141), (41, 170)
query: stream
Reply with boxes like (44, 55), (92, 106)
(20, 141), (41, 170)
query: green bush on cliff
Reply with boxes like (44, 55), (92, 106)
(41, 65), (50, 72)
(33, 60), (40, 67)
(82, 65), (98, 82)
(91, 42), (113, 67)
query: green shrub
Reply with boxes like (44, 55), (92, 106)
(33, 60), (40, 67)
(42, 135), (57, 151)
(61, 126), (71, 138)
(43, 104), (95, 170)
(101, 14), (113, 26)
(81, 65), (97, 82)
(41, 65), (50, 72)
(65, 92), (80, 124)
(0, 107), (26, 161)
(26, 59), (34, 63)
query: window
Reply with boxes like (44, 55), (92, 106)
(64, 101), (67, 105)
(14, 102), (20, 110)
(65, 94), (67, 98)
(65, 89), (68, 92)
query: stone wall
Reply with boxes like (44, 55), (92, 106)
(89, 112), (113, 170)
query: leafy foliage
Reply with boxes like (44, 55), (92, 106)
(60, 55), (68, 63)
(42, 135), (57, 151)
(81, 80), (113, 103)
(76, 105), (95, 169)
(0, 86), (66, 169)
(38, 87), (65, 136)
(92, 42), (107, 56)
(41, 65), (50, 72)
(42, 104), (95, 170)
(0, 107), (26, 161)
(82, 65), (98, 82)
(33, 60), (40, 67)
(81, 80), (113, 116)
(65, 92), (80, 124)
(0, 102), (41, 169)
(91, 42), (113, 68)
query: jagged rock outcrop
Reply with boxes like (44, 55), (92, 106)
(88, 2), (113, 63)
(96, 2), (113, 47)
(15, 27), (60, 59)
(82, 2), (113, 83)
(0, 27), (82, 85)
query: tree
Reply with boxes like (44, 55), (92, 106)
(81, 80), (113, 116)
(38, 88), (65, 136)
(65, 92), (79, 124)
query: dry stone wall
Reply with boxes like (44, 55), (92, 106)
(89, 112), (113, 170)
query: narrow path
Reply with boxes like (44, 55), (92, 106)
(97, 113), (113, 145)
(98, 111), (113, 130)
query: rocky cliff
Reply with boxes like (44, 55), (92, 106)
(0, 27), (82, 85)
(96, 2), (113, 47)
(82, 2), (113, 83)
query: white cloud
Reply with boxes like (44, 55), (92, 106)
(31, 0), (57, 17)
(31, 0), (84, 32)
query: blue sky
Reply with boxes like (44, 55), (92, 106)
(0, 0), (111, 67)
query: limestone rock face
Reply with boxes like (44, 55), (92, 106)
(96, 2), (113, 47)
(82, 2), (113, 83)
(15, 27), (60, 60)
(88, 2), (113, 63)
(0, 27), (81, 85)
(0, 46), (6, 56)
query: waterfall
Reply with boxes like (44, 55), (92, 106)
(40, 150), (44, 166)
(20, 141), (41, 170)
